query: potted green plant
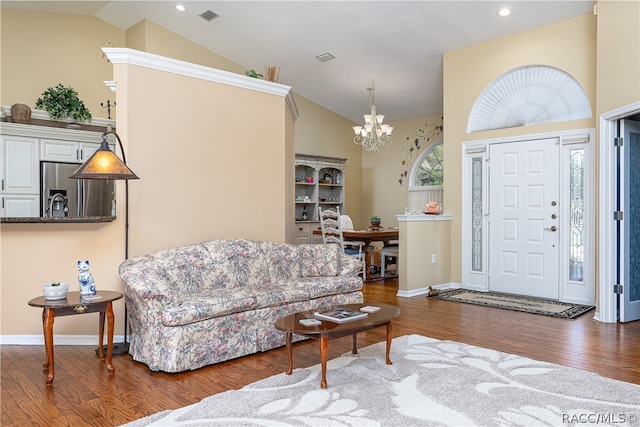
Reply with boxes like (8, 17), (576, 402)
(35, 84), (92, 123)
(370, 215), (381, 228)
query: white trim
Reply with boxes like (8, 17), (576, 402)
(598, 101), (640, 323)
(102, 48), (299, 121)
(396, 282), (459, 298)
(2, 106), (115, 128)
(0, 121), (111, 142)
(0, 334), (125, 345)
(397, 213), (452, 222)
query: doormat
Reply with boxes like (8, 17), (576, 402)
(431, 288), (595, 319)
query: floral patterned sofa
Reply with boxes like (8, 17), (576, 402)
(119, 238), (364, 373)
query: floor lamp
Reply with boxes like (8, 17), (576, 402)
(71, 129), (139, 355)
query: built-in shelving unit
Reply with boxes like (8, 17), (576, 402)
(294, 153), (347, 244)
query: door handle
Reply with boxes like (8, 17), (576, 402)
(544, 226), (557, 232)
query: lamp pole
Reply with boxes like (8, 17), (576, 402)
(71, 129), (139, 355)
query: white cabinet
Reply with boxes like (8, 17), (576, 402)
(1, 135), (38, 194)
(1, 134), (39, 217)
(41, 139), (110, 162)
(294, 154), (346, 244)
(2, 194), (39, 217)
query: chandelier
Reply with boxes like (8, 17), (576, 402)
(353, 85), (393, 152)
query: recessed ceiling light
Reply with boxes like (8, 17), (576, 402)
(176, 4), (186, 12)
(498, 8), (511, 17)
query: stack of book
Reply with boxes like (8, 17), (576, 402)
(314, 307), (369, 323)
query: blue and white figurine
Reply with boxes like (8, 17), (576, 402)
(77, 260), (96, 295)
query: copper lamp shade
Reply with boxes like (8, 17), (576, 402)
(70, 132), (139, 180)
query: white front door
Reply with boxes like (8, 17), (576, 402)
(489, 138), (560, 299)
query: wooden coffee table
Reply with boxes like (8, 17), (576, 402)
(274, 302), (400, 388)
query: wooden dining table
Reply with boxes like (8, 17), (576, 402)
(313, 228), (399, 280)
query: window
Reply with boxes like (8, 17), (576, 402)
(411, 142), (443, 186)
(408, 141), (444, 212)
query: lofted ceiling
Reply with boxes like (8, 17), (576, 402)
(2, 1), (595, 123)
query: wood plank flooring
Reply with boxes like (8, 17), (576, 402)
(2, 279), (638, 426)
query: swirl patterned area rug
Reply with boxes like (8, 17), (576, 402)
(124, 335), (639, 426)
(431, 289), (595, 319)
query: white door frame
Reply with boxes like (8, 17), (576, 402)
(462, 128), (595, 305)
(598, 101), (640, 323)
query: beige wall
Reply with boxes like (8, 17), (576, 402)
(362, 114), (443, 228)
(443, 14), (597, 283)
(118, 62), (293, 257)
(596, 0), (640, 114)
(399, 219), (452, 293)
(0, 9), (124, 120)
(0, 10), (357, 338)
(125, 20), (246, 76)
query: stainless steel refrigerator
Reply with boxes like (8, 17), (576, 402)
(40, 161), (114, 217)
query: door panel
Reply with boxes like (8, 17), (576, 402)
(489, 138), (559, 299)
(621, 119), (640, 322)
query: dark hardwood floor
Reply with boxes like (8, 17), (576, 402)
(2, 278), (638, 426)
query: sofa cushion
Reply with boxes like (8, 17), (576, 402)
(261, 242), (302, 283)
(152, 244), (216, 296)
(251, 283), (310, 309)
(161, 288), (258, 326)
(298, 243), (340, 277)
(201, 239), (271, 288)
(293, 276), (363, 299)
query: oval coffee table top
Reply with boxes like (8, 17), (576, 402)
(275, 302), (400, 336)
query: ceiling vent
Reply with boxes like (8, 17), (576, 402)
(315, 52), (336, 62)
(199, 10), (219, 22)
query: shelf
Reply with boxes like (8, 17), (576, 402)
(295, 153), (346, 244)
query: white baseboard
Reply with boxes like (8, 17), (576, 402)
(0, 335), (124, 345)
(396, 282), (460, 298)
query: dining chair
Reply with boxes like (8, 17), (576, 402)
(380, 245), (399, 278)
(319, 207), (366, 280)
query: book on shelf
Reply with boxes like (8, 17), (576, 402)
(314, 307), (368, 323)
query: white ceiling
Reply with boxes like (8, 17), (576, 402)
(2, 1), (595, 123)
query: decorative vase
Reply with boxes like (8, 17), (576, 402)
(370, 217), (381, 228)
(43, 283), (69, 300)
(10, 103), (31, 124)
(426, 201), (440, 214)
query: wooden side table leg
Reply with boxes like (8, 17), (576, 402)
(320, 335), (329, 389)
(43, 308), (55, 384)
(97, 311), (105, 360)
(105, 302), (115, 373)
(285, 332), (293, 375)
(41, 309), (49, 369)
(385, 322), (393, 365)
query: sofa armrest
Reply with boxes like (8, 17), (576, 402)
(119, 257), (181, 307)
(338, 252), (362, 277)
